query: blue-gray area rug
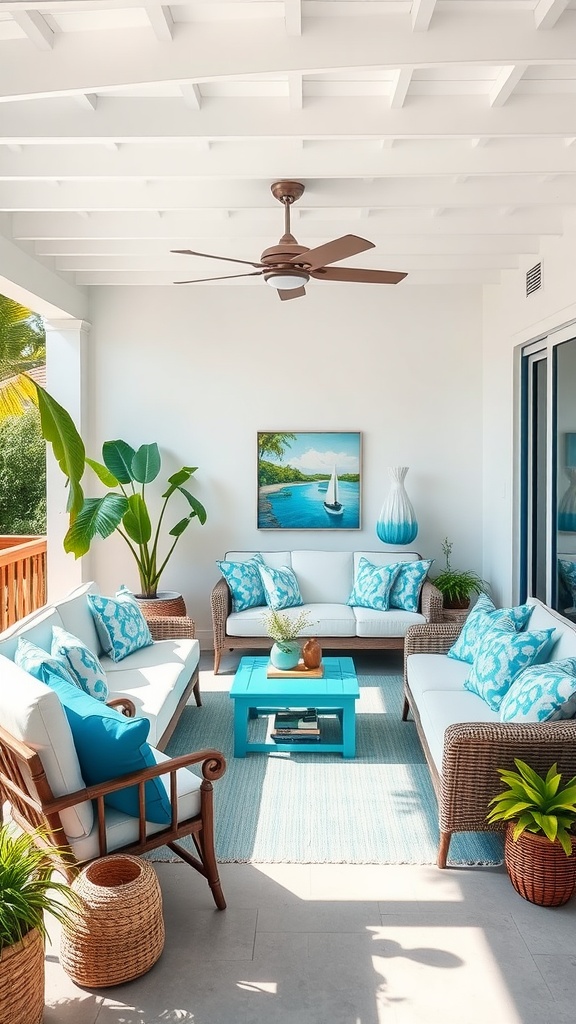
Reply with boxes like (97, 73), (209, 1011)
(152, 665), (503, 866)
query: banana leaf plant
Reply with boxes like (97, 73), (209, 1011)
(30, 379), (207, 597)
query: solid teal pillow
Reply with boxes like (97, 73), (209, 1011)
(39, 665), (171, 825)
(347, 557), (402, 611)
(447, 593), (534, 664)
(258, 563), (303, 611)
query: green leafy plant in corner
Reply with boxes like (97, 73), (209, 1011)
(28, 379), (207, 598)
(262, 608), (313, 652)
(487, 759), (576, 857)
(0, 824), (78, 950)
(431, 537), (489, 607)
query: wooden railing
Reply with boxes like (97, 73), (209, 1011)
(0, 536), (47, 632)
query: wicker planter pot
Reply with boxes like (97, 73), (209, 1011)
(135, 591), (186, 621)
(0, 927), (44, 1024)
(60, 855), (165, 987)
(504, 824), (576, 907)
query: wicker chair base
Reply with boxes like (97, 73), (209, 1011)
(60, 855), (165, 987)
(504, 825), (576, 907)
(0, 927), (44, 1024)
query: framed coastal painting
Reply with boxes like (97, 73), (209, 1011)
(257, 431), (361, 530)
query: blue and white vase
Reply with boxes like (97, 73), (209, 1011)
(558, 468), (576, 532)
(376, 466), (418, 545)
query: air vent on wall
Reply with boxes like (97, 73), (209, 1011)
(526, 262), (542, 297)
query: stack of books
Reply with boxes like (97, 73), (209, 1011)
(271, 708), (321, 743)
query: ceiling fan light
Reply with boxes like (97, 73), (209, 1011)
(264, 271), (310, 290)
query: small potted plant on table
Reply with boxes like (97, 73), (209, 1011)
(432, 537), (489, 619)
(263, 608), (313, 671)
(487, 758), (576, 906)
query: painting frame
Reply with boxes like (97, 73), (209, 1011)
(257, 431), (362, 530)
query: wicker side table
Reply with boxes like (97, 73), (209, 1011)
(60, 855), (165, 987)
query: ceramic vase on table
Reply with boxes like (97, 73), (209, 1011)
(270, 641), (301, 671)
(376, 466), (418, 545)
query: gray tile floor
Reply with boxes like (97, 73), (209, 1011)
(43, 653), (576, 1024)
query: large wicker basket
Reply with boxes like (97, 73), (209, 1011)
(60, 855), (165, 987)
(0, 927), (44, 1024)
(135, 591), (186, 621)
(504, 824), (576, 907)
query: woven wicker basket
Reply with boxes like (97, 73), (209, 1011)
(504, 824), (576, 907)
(60, 855), (165, 987)
(0, 927), (44, 1024)
(136, 591), (186, 621)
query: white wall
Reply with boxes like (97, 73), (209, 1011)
(83, 283), (484, 646)
(482, 211), (576, 604)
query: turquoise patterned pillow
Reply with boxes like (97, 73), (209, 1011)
(448, 593), (534, 664)
(217, 554), (265, 612)
(389, 559), (432, 613)
(499, 658), (576, 723)
(51, 625), (109, 702)
(464, 620), (556, 711)
(347, 557), (402, 611)
(87, 587), (153, 663)
(15, 637), (78, 687)
(258, 563), (303, 611)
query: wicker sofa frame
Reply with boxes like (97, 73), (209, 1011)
(211, 577), (444, 674)
(402, 619), (576, 868)
(0, 616), (226, 910)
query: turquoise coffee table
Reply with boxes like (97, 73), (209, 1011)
(229, 655), (359, 758)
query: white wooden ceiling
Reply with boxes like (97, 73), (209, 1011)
(0, 0), (575, 290)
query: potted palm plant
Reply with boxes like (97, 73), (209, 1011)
(29, 380), (207, 606)
(0, 824), (78, 1024)
(432, 537), (489, 610)
(487, 758), (576, 906)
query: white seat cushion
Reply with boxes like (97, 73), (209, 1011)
(417, 689), (499, 774)
(354, 608), (425, 637)
(0, 654), (93, 839)
(67, 747), (202, 862)
(54, 581), (101, 654)
(407, 653), (471, 704)
(227, 602), (357, 638)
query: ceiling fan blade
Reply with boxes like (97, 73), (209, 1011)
(278, 287), (306, 301)
(174, 271), (264, 284)
(290, 234), (375, 272)
(311, 267), (407, 285)
(171, 248), (265, 268)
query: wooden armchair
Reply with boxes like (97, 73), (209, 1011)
(0, 724), (227, 910)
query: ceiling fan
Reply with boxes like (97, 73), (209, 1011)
(172, 180), (407, 300)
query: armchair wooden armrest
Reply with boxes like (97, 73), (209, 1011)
(107, 697), (136, 717)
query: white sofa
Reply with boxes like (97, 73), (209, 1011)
(0, 581), (200, 749)
(211, 549), (443, 673)
(403, 597), (576, 866)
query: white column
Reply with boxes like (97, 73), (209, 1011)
(44, 318), (91, 601)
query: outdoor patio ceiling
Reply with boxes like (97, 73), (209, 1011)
(0, 0), (575, 292)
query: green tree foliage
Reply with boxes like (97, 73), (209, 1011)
(0, 294), (45, 420)
(258, 432), (297, 461)
(0, 409), (46, 534)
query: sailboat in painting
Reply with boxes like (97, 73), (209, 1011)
(323, 465), (344, 517)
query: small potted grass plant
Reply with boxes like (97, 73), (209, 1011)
(263, 608), (312, 671)
(487, 758), (576, 906)
(0, 824), (78, 1024)
(432, 537), (489, 610)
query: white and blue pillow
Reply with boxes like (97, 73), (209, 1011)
(463, 619), (556, 711)
(499, 658), (576, 723)
(448, 593), (534, 664)
(87, 586), (153, 663)
(14, 636), (78, 687)
(388, 559), (432, 613)
(51, 625), (109, 702)
(347, 557), (402, 611)
(216, 553), (266, 612)
(258, 563), (303, 611)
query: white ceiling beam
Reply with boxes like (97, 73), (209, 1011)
(287, 72), (303, 111)
(14, 208), (562, 240)
(489, 66), (526, 107)
(284, 0), (302, 37)
(471, 138), (489, 148)
(145, 4), (174, 43)
(389, 69), (412, 109)
(11, 10), (53, 51)
(2, 97), (576, 141)
(0, 231), (86, 318)
(411, 0), (437, 32)
(1, 178), (572, 210)
(73, 94), (98, 112)
(179, 84), (202, 110)
(534, 0), (570, 29)
(0, 16), (575, 102)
